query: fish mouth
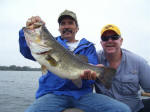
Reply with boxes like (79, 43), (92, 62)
(35, 46), (51, 55)
(36, 50), (50, 55)
(31, 43), (51, 55)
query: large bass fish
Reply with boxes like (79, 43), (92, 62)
(23, 23), (116, 88)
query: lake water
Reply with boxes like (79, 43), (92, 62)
(0, 71), (41, 112)
(0, 71), (149, 112)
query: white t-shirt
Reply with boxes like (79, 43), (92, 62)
(66, 40), (80, 51)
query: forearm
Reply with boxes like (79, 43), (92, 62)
(141, 92), (150, 97)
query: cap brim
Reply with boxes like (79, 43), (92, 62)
(58, 15), (75, 23)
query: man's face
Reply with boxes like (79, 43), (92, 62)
(59, 17), (78, 41)
(100, 30), (123, 54)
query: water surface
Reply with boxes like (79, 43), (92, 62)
(0, 71), (41, 112)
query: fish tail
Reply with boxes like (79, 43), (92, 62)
(97, 67), (116, 89)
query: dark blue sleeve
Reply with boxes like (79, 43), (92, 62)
(19, 29), (35, 61)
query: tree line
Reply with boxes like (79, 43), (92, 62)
(0, 65), (41, 71)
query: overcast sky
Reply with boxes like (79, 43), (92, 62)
(0, 0), (150, 67)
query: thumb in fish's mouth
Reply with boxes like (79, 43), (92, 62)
(62, 28), (73, 34)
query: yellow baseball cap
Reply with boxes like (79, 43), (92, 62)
(101, 24), (121, 36)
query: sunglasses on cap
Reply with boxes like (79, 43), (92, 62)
(101, 35), (120, 41)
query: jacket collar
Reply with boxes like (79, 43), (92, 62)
(56, 36), (93, 53)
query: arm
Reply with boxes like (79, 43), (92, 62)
(139, 58), (150, 92)
(141, 91), (150, 97)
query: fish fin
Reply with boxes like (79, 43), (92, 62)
(41, 65), (48, 74)
(97, 67), (116, 89)
(72, 78), (82, 88)
(45, 54), (57, 66)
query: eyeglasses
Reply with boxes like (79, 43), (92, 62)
(101, 35), (120, 41)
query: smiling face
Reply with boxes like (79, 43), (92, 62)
(100, 30), (123, 55)
(58, 17), (79, 42)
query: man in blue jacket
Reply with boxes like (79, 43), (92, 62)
(19, 10), (131, 112)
